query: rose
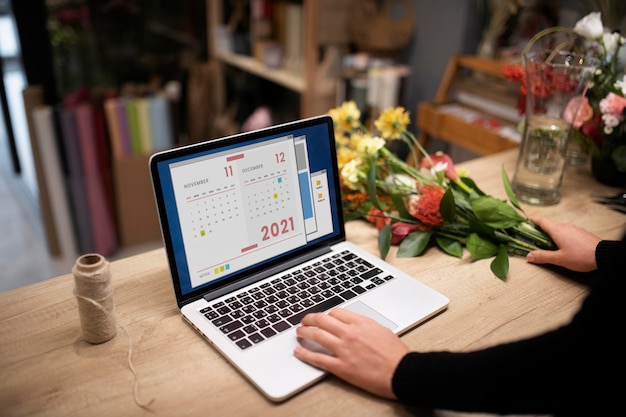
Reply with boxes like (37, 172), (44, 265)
(418, 152), (460, 181)
(599, 92), (626, 134)
(564, 96), (593, 128)
(390, 223), (420, 245)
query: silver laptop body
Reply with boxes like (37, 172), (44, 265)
(149, 115), (449, 401)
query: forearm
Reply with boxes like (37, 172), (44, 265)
(595, 239), (622, 270)
(393, 236), (625, 414)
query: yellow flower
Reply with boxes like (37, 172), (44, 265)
(374, 106), (410, 140)
(329, 101), (361, 132)
(341, 158), (365, 191)
(336, 146), (358, 170)
(335, 131), (350, 147)
(356, 135), (385, 156)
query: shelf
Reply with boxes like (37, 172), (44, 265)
(216, 50), (305, 92)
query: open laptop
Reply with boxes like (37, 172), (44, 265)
(149, 115), (449, 401)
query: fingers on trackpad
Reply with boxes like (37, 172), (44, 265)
(344, 301), (398, 330)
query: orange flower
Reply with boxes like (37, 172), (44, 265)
(365, 207), (390, 231)
(407, 184), (445, 227)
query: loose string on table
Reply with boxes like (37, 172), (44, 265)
(74, 292), (155, 409)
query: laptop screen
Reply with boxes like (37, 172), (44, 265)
(150, 115), (345, 305)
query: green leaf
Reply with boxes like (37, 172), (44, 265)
(471, 195), (525, 229)
(366, 164), (381, 210)
(439, 188), (456, 223)
(466, 233), (499, 260)
(435, 235), (463, 258)
(490, 244), (509, 281)
(378, 223), (391, 260)
(391, 193), (412, 219)
(397, 231), (432, 257)
(457, 177), (485, 196)
(501, 165), (524, 213)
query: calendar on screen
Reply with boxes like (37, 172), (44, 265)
(169, 134), (330, 288)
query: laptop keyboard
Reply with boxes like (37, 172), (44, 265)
(199, 249), (395, 350)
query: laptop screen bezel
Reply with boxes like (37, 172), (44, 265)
(149, 115), (346, 307)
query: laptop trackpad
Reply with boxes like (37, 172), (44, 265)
(345, 301), (398, 331)
(297, 302), (398, 356)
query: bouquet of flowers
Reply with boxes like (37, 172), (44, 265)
(503, 11), (626, 176)
(330, 101), (555, 281)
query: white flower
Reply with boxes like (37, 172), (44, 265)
(615, 74), (626, 95)
(356, 136), (385, 156)
(573, 11), (604, 40)
(433, 161), (449, 174)
(602, 32), (624, 57)
(385, 173), (416, 191)
(341, 158), (364, 191)
(601, 113), (619, 134)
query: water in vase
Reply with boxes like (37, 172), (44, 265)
(512, 115), (570, 206)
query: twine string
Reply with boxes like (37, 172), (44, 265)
(74, 291), (155, 409)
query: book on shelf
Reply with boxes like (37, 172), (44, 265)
(114, 97), (132, 156)
(148, 94), (175, 151)
(31, 105), (78, 260)
(58, 105), (95, 255)
(136, 97), (153, 154)
(22, 85), (61, 256)
(74, 103), (119, 256)
(104, 95), (175, 157)
(125, 98), (143, 155)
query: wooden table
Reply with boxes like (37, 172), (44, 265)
(2, 150), (624, 417)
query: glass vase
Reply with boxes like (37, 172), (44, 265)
(511, 50), (599, 205)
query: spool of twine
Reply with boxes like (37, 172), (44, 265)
(73, 253), (117, 344)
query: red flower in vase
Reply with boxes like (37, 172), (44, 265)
(503, 11), (626, 175)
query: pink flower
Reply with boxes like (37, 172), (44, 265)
(418, 153), (460, 181)
(564, 96), (593, 128)
(390, 222), (420, 245)
(599, 93), (626, 121)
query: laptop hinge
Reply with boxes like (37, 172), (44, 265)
(202, 246), (333, 303)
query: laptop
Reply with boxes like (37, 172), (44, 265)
(149, 115), (449, 401)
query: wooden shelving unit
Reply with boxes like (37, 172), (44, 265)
(206, 0), (349, 118)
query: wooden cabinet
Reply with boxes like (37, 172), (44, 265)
(206, 0), (351, 119)
(417, 55), (522, 157)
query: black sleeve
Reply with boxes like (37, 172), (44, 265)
(392, 234), (626, 416)
(595, 239), (622, 270)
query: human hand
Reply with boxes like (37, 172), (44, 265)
(293, 308), (408, 399)
(526, 217), (601, 272)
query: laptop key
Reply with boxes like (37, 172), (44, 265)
(228, 330), (245, 341)
(220, 319), (243, 334)
(352, 285), (366, 294)
(249, 333), (264, 344)
(361, 267), (383, 280)
(273, 321), (291, 333)
(213, 315), (233, 327)
(235, 339), (252, 350)
(340, 289), (357, 300)
(287, 295), (344, 325)
(260, 327), (276, 338)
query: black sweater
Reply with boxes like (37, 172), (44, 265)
(392, 236), (625, 416)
